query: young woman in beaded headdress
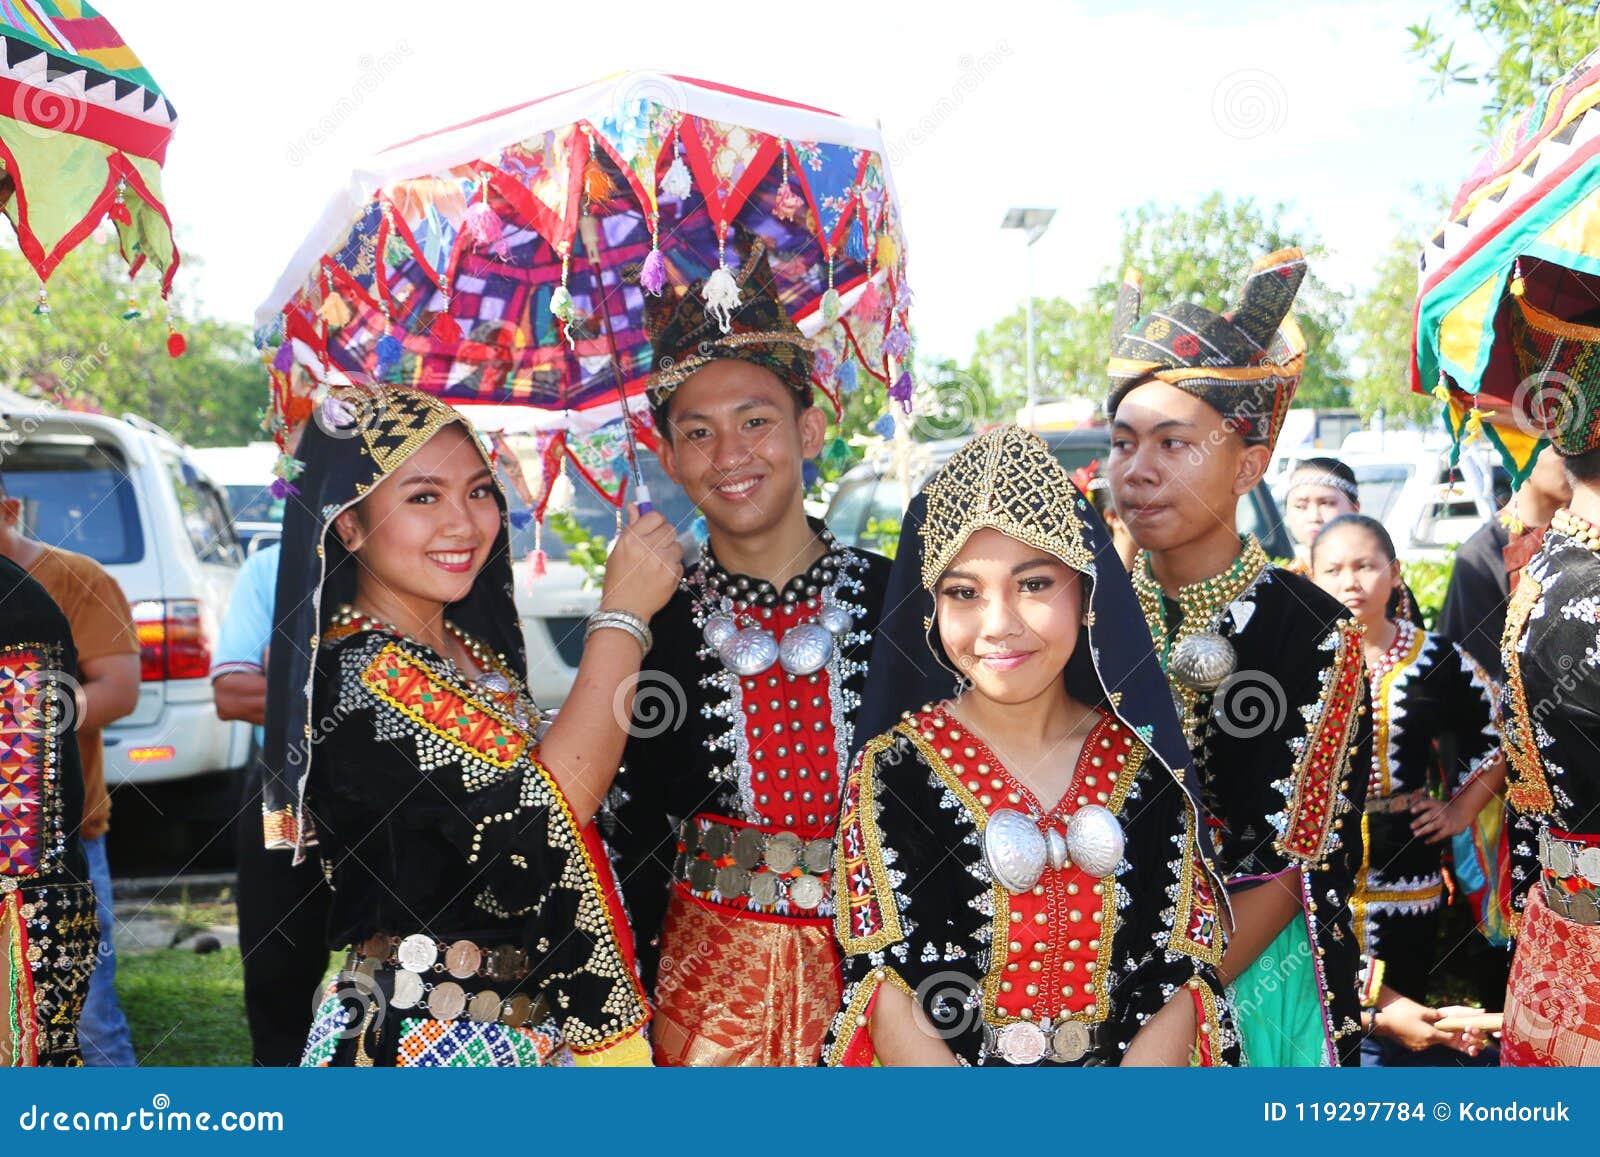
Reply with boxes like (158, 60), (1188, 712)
(261, 384), (681, 1067)
(826, 426), (1234, 1067)
(1104, 249), (1371, 1066)
(1310, 513), (1501, 1065)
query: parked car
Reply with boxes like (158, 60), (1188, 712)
(0, 401), (252, 792)
(189, 441), (284, 553)
(826, 427), (1294, 559)
(1274, 431), (1505, 562)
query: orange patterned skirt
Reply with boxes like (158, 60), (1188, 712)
(649, 888), (841, 1067)
(1503, 887), (1600, 1067)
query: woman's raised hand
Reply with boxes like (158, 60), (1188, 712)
(599, 505), (684, 621)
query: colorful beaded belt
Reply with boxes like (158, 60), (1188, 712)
(1539, 829), (1600, 925)
(674, 813), (834, 918)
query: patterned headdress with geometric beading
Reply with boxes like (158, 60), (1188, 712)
(1509, 291), (1600, 457)
(1106, 247), (1308, 452)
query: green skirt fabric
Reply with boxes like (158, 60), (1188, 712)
(1227, 917), (1333, 1067)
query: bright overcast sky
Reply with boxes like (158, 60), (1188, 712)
(100, 0), (1487, 362)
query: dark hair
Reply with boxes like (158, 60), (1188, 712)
(1563, 444), (1600, 484)
(1291, 456), (1357, 490)
(1310, 512), (1396, 565)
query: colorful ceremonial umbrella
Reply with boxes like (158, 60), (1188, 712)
(1413, 47), (1600, 483)
(254, 71), (914, 514)
(0, 0), (182, 343)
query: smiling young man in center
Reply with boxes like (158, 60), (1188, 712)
(606, 248), (891, 1066)
(1104, 248), (1371, 1066)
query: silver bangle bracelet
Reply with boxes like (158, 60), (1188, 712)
(585, 610), (652, 655)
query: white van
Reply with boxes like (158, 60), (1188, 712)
(0, 398), (252, 788)
(189, 441), (284, 553)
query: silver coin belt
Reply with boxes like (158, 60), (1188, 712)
(342, 932), (547, 1027)
(1539, 829), (1600, 926)
(675, 814), (835, 919)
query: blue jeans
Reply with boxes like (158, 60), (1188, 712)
(78, 835), (137, 1066)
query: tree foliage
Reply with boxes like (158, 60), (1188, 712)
(971, 193), (1352, 413)
(1410, 2), (1600, 136)
(0, 236), (264, 447)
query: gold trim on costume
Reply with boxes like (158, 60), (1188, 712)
(1502, 571), (1556, 815)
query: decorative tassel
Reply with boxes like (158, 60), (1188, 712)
(166, 329), (186, 358)
(269, 477), (299, 499)
(531, 548), (547, 578)
(583, 158), (615, 204)
(121, 296), (141, 321)
(640, 246), (667, 296)
(1510, 258), (1526, 298)
(375, 333), (403, 374)
(660, 154), (692, 202)
(836, 359), (859, 395)
(889, 369), (914, 413)
(109, 180), (132, 226)
(823, 436), (852, 470)
(272, 342), (295, 373)
(857, 279), (882, 317)
(33, 287), (49, 320)
(774, 181), (804, 222)
(883, 322), (910, 359)
(845, 221), (867, 262)
(820, 286), (841, 325)
(702, 265), (741, 333)
(1464, 408), (1487, 443)
(317, 293), (353, 328)
(876, 234), (899, 270)
(463, 199), (508, 258)
(802, 459), (821, 490)
(871, 412), (896, 438)
(430, 311), (461, 343)
(550, 284), (577, 323)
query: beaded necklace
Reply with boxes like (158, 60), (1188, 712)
(1132, 535), (1271, 744)
(1552, 507), (1600, 552)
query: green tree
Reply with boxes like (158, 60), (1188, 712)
(1350, 213), (1450, 430)
(969, 193), (1352, 412)
(1410, 2), (1600, 136)
(1, 237), (264, 446)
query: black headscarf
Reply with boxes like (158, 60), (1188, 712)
(261, 385), (525, 859)
(857, 426), (1198, 801)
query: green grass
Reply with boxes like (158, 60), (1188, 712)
(117, 947), (252, 1067)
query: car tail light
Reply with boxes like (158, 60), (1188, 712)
(130, 599), (212, 682)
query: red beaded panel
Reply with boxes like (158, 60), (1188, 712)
(361, 644), (527, 769)
(835, 734), (899, 952)
(0, 646), (47, 879)
(1277, 621), (1363, 864)
(913, 705), (1135, 1025)
(735, 600), (842, 837)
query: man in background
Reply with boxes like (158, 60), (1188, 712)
(212, 530), (331, 1065)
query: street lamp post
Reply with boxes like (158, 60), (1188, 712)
(1001, 207), (1056, 423)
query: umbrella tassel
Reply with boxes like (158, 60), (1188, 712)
(703, 265), (739, 332)
(109, 180), (132, 227)
(641, 243), (667, 296)
(33, 287), (50, 322)
(551, 254), (578, 347)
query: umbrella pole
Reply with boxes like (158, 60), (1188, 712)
(577, 213), (653, 515)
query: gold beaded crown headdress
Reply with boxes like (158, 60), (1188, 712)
(919, 426), (1096, 592)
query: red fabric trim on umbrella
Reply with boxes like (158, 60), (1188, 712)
(0, 74), (173, 161)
